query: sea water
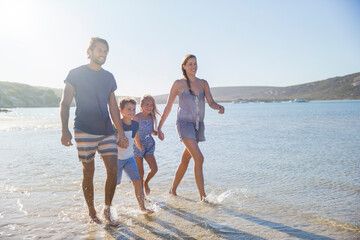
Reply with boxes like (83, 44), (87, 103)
(0, 101), (359, 239)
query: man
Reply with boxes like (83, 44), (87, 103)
(60, 37), (128, 226)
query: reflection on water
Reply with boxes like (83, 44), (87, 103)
(0, 102), (359, 239)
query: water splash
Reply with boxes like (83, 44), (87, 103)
(205, 188), (248, 204)
(17, 199), (28, 215)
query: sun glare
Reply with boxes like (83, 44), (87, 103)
(0, 0), (42, 38)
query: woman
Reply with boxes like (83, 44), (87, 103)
(157, 54), (225, 201)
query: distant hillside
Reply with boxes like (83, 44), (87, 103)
(0, 82), (61, 108)
(1, 72), (359, 108)
(154, 72), (360, 103)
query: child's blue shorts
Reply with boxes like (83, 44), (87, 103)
(117, 156), (140, 185)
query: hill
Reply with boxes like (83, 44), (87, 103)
(153, 72), (360, 103)
(0, 82), (61, 108)
(1, 72), (359, 108)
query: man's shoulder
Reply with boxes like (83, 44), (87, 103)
(69, 65), (88, 73)
(100, 67), (112, 74)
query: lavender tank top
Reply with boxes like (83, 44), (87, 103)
(176, 80), (205, 129)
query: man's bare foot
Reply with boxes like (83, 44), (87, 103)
(140, 208), (154, 214)
(169, 187), (177, 196)
(89, 214), (102, 224)
(144, 182), (150, 196)
(103, 207), (118, 226)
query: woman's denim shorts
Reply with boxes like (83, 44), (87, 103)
(176, 121), (205, 142)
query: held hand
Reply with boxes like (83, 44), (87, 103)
(152, 130), (158, 136)
(117, 135), (129, 148)
(61, 130), (73, 146)
(157, 129), (165, 141)
(218, 105), (225, 114)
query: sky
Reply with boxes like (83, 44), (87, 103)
(0, 0), (359, 97)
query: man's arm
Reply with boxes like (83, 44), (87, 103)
(108, 92), (129, 148)
(60, 82), (75, 146)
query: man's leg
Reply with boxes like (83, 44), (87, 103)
(102, 155), (118, 226)
(81, 160), (100, 222)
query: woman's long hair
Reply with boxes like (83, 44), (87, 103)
(181, 54), (197, 96)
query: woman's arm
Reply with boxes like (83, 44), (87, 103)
(157, 80), (182, 140)
(203, 80), (225, 114)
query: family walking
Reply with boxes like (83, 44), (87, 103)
(60, 37), (225, 225)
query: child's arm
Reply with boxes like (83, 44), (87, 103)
(134, 132), (144, 151)
(203, 79), (225, 114)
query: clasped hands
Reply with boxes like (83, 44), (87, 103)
(117, 135), (129, 148)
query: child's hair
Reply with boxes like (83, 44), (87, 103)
(119, 97), (137, 110)
(140, 94), (161, 130)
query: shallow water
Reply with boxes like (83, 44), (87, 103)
(0, 102), (359, 239)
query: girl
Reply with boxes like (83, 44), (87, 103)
(157, 54), (225, 201)
(133, 95), (161, 196)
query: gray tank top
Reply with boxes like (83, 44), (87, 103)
(177, 80), (205, 130)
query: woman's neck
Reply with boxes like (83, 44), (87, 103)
(187, 75), (197, 82)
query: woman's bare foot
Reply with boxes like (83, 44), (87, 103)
(144, 182), (150, 196)
(89, 214), (102, 224)
(140, 208), (154, 214)
(103, 207), (118, 226)
(169, 187), (177, 196)
(201, 196), (208, 203)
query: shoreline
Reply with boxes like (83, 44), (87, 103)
(1, 99), (360, 109)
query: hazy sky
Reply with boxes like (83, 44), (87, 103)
(1, 0), (359, 97)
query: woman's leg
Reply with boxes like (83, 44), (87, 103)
(143, 154), (158, 195)
(182, 139), (206, 200)
(169, 147), (192, 196)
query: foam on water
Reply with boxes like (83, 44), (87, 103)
(16, 199), (28, 215)
(206, 188), (249, 204)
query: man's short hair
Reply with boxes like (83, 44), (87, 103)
(87, 37), (109, 58)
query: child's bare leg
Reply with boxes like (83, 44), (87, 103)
(132, 179), (154, 214)
(169, 148), (191, 196)
(135, 157), (145, 193)
(143, 154), (158, 195)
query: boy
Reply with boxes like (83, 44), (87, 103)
(116, 97), (154, 214)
